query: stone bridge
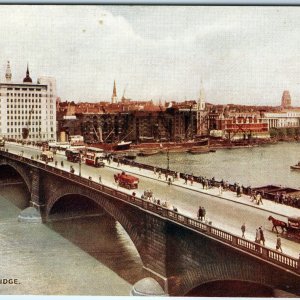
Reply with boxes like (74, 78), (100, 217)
(1, 150), (300, 296)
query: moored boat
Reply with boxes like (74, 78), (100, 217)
(138, 149), (161, 156)
(290, 163), (300, 170)
(123, 150), (138, 159)
(114, 141), (132, 151)
(188, 146), (211, 154)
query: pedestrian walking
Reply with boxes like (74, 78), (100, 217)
(236, 185), (241, 197)
(117, 159), (120, 167)
(259, 226), (265, 246)
(165, 173), (168, 181)
(202, 207), (206, 220)
(158, 170), (162, 179)
(276, 234), (282, 252)
(184, 174), (188, 185)
(218, 184), (223, 196)
(256, 193), (263, 205)
(250, 191), (256, 202)
(241, 223), (246, 238)
(255, 228), (260, 243)
(197, 206), (203, 221)
(153, 167), (156, 175)
(190, 176), (194, 186)
(168, 177), (172, 186)
(99, 175), (102, 183)
(55, 160), (58, 167)
(61, 160), (64, 167)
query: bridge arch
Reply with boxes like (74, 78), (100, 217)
(185, 279), (274, 297)
(46, 184), (145, 263)
(0, 159), (32, 193)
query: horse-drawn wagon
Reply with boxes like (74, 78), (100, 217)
(268, 215), (300, 240)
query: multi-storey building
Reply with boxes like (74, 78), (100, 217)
(57, 99), (207, 143)
(208, 104), (270, 140)
(0, 62), (56, 142)
(264, 110), (300, 129)
(57, 82), (208, 143)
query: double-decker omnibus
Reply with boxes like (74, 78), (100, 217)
(65, 149), (81, 163)
(84, 147), (105, 167)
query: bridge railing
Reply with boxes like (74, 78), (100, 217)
(1, 150), (299, 275)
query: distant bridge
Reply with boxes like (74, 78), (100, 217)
(0, 149), (300, 296)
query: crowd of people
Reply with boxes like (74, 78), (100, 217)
(241, 223), (283, 252)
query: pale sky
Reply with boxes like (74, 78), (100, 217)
(1, 5), (300, 105)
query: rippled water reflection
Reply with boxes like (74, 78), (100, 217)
(136, 142), (300, 188)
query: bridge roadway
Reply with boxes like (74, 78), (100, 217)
(5, 142), (300, 259)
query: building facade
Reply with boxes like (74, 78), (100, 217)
(0, 62), (56, 142)
(264, 110), (300, 129)
(208, 105), (270, 140)
(57, 99), (208, 143)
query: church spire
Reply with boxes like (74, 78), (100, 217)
(111, 80), (118, 103)
(198, 80), (205, 111)
(5, 61), (12, 82)
(23, 63), (32, 83)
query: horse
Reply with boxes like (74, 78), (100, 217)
(268, 216), (288, 233)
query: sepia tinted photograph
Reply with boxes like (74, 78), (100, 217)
(0, 5), (300, 297)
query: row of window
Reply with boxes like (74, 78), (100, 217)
(7, 87), (42, 91)
(6, 93), (43, 97)
(7, 99), (42, 103)
(7, 121), (54, 126)
(5, 134), (54, 139)
(8, 116), (41, 120)
(7, 105), (41, 109)
(7, 110), (53, 115)
(7, 126), (54, 132)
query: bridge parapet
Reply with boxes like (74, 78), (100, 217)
(0, 149), (299, 279)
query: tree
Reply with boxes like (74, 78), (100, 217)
(269, 128), (278, 139)
(286, 127), (295, 137)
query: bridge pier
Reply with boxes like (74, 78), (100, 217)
(18, 168), (43, 223)
(131, 277), (167, 296)
(18, 206), (42, 223)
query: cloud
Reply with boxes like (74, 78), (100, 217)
(0, 6), (300, 106)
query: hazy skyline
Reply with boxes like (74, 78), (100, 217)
(1, 5), (300, 106)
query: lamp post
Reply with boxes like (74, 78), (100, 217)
(166, 148), (170, 171)
(79, 156), (82, 177)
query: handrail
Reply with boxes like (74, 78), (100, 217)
(1, 150), (299, 275)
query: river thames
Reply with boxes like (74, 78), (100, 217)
(1, 142), (300, 295)
(136, 142), (300, 189)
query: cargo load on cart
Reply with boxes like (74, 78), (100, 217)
(41, 151), (54, 162)
(114, 171), (139, 189)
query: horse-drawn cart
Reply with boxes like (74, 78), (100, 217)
(268, 215), (300, 240)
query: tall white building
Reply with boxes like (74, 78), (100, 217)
(0, 62), (56, 142)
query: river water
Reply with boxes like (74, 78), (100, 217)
(136, 142), (300, 189)
(0, 184), (147, 295)
(1, 142), (300, 296)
